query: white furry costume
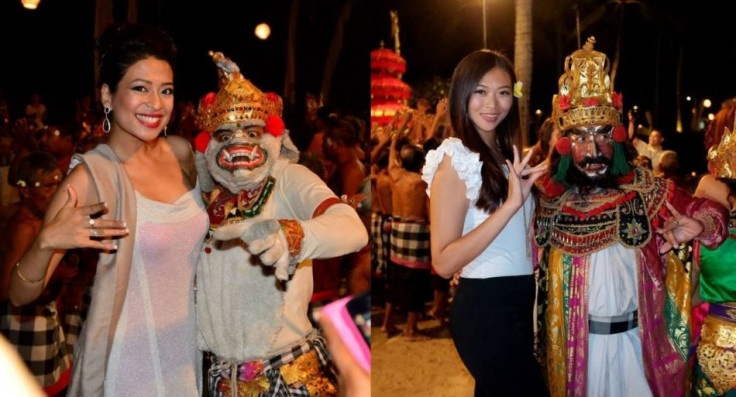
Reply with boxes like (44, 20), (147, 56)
(194, 52), (367, 396)
(196, 156), (367, 360)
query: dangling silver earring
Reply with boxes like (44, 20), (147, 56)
(103, 105), (111, 133)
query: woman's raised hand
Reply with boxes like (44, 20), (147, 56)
(38, 185), (128, 251)
(505, 145), (547, 209)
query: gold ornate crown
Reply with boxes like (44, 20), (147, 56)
(196, 51), (270, 132)
(707, 114), (736, 178)
(551, 37), (623, 132)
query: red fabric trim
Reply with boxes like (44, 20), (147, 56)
(311, 289), (340, 303)
(390, 256), (431, 270)
(536, 174), (566, 197)
(312, 197), (342, 218)
(43, 366), (71, 396)
(562, 191), (637, 219)
(653, 182), (676, 228)
(615, 170), (636, 184)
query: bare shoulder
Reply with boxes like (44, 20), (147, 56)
(64, 163), (97, 204)
(433, 154), (462, 186)
(165, 135), (195, 162)
(43, 164), (98, 223)
(694, 174), (729, 208)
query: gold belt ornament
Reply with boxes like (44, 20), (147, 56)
(697, 315), (736, 394)
(218, 350), (337, 397)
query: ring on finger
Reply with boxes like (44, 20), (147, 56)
(90, 228), (99, 237)
(89, 217), (96, 227)
(673, 219), (680, 226)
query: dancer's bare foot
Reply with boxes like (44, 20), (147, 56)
(403, 330), (432, 342)
(381, 325), (401, 336)
(427, 309), (448, 328)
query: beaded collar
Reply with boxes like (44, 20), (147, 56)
(206, 176), (276, 233)
(535, 168), (673, 255)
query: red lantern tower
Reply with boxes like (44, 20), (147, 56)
(370, 43), (411, 126)
(371, 11), (410, 126)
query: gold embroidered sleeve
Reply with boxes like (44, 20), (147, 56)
(278, 219), (305, 270)
(693, 212), (718, 242)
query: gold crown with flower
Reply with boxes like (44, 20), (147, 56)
(707, 113), (736, 178)
(196, 51), (270, 133)
(551, 37), (623, 132)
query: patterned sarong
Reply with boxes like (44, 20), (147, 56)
(389, 217), (430, 269)
(0, 300), (72, 392)
(207, 329), (337, 397)
(371, 212), (391, 276)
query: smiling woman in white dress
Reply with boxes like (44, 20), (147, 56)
(9, 22), (207, 396)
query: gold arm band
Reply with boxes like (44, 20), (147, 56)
(15, 262), (44, 284)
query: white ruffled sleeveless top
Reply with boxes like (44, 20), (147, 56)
(421, 137), (534, 279)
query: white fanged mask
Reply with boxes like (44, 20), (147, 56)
(205, 124), (282, 193)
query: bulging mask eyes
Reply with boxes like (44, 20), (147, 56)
(220, 133), (232, 142)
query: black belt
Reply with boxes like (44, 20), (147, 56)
(588, 310), (638, 335)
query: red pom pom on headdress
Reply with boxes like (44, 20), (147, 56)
(195, 131), (211, 153)
(612, 125), (627, 143)
(266, 92), (280, 104)
(264, 115), (285, 137)
(202, 92), (217, 108)
(612, 92), (623, 109)
(555, 136), (571, 155)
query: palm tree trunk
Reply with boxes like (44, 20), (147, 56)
(514, 0), (533, 148)
(321, 0), (352, 105)
(676, 46), (683, 132)
(283, 0), (299, 106)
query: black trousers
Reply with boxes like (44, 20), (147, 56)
(450, 275), (548, 397)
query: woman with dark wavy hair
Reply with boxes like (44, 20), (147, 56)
(9, 23), (207, 395)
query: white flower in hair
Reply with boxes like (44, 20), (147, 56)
(513, 81), (523, 98)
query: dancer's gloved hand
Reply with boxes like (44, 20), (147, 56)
(213, 218), (291, 280)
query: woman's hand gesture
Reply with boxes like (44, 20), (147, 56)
(39, 185), (128, 251)
(505, 145), (547, 210)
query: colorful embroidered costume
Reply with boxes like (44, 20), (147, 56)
(536, 37), (729, 397)
(691, 115), (736, 396)
(535, 169), (727, 396)
(692, 210), (736, 396)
